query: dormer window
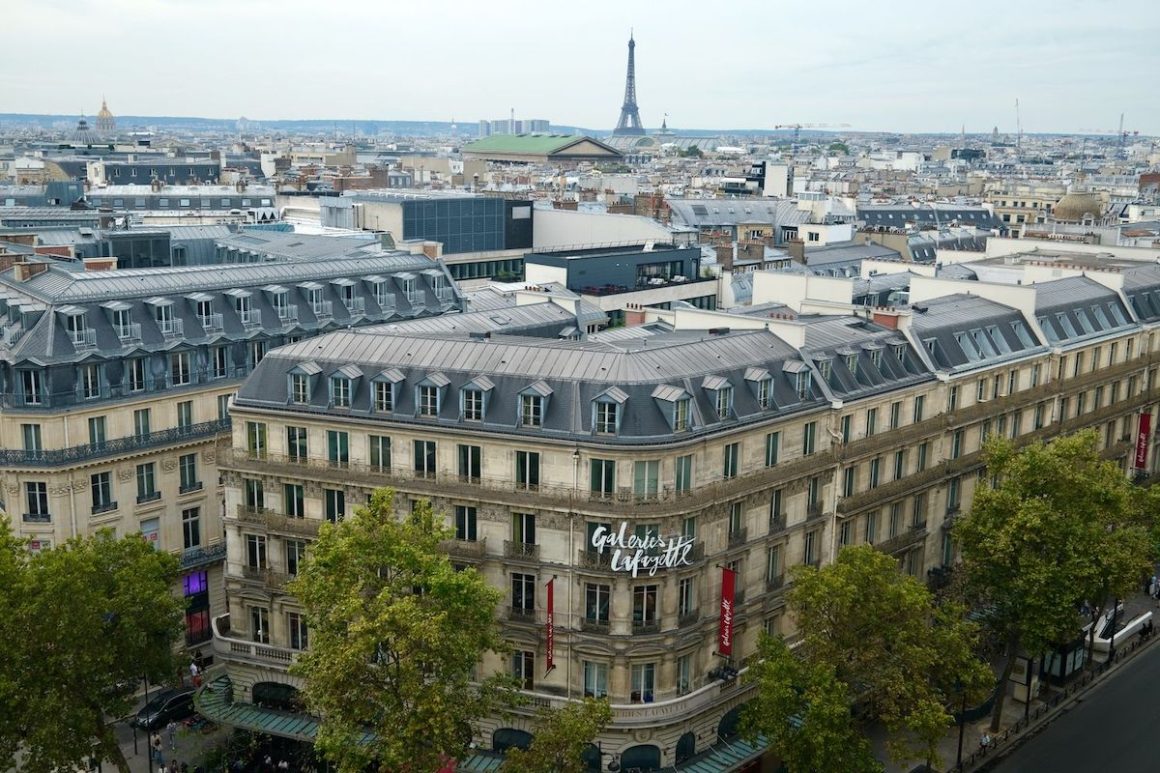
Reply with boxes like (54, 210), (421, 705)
(333, 279), (361, 313)
(518, 382), (552, 428)
(845, 354), (858, 375)
(893, 344), (906, 362)
(796, 371), (811, 400)
(460, 376), (494, 422)
(399, 275), (418, 305)
(744, 367), (772, 409)
(652, 384), (691, 433)
(416, 372), (450, 418)
(869, 348), (883, 368)
(674, 397), (691, 431)
(716, 386), (733, 418)
(62, 307), (94, 349)
(432, 273), (450, 302)
(370, 368), (403, 413)
(592, 387), (628, 434)
(272, 290), (290, 320)
(818, 359), (833, 381)
(147, 298), (180, 338)
(113, 308), (133, 339)
(330, 376), (351, 408)
(288, 361), (321, 405)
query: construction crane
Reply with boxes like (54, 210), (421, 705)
(1015, 98), (1022, 151)
(1078, 115), (1141, 157)
(774, 123), (852, 143)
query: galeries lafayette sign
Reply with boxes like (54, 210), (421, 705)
(589, 523), (696, 577)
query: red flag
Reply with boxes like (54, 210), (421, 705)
(1136, 413), (1152, 470)
(718, 567), (736, 656)
(545, 578), (555, 674)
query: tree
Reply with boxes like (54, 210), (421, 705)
(955, 432), (1145, 731)
(0, 519), (184, 773)
(828, 141), (850, 155)
(784, 545), (992, 766)
(501, 698), (612, 773)
(289, 489), (516, 772)
(681, 145), (704, 158)
(743, 635), (882, 773)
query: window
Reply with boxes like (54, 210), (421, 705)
(770, 488), (785, 525)
(633, 585), (658, 626)
(675, 455), (693, 493)
(889, 401), (901, 430)
(140, 517), (160, 550)
(324, 488), (345, 523)
(840, 415), (852, 443)
(327, 430), (350, 467)
(284, 484), (305, 518)
(866, 407), (878, 436)
(455, 506), (478, 541)
(515, 450), (540, 490)
(586, 583), (610, 624)
(88, 416), (107, 449)
(249, 606), (270, 644)
(133, 408), (151, 438)
(583, 661), (608, 698)
(520, 394), (543, 427)
(512, 572), (535, 613)
(419, 385), (439, 417)
(287, 426), (308, 462)
(91, 472), (114, 514)
(249, 340), (267, 367)
(463, 389), (484, 421)
(20, 370), (42, 404)
(803, 529), (818, 565)
(678, 653), (693, 695)
(457, 443), (480, 482)
(136, 462), (158, 504)
(976, 378), (987, 402)
(245, 421), (266, 459)
(869, 457), (881, 488)
(176, 400), (193, 430)
(244, 478), (264, 509)
(678, 577), (696, 619)
(271, 291), (291, 321)
(766, 544), (783, 583)
(373, 381), (393, 412)
(211, 347), (228, 379)
(512, 512), (536, 548)
(246, 534), (267, 569)
(807, 476), (821, 512)
(765, 432), (780, 467)
(715, 386), (733, 419)
(512, 650), (534, 690)
(728, 502), (744, 540)
(595, 402), (618, 434)
(112, 308), (133, 339)
(673, 398), (691, 431)
(288, 612), (309, 651)
(917, 442), (930, 472)
(865, 510), (877, 544)
(948, 478), (961, 513)
(80, 364), (100, 399)
(330, 377), (351, 408)
(631, 663), (656, 703)
(170, 351), (191, 386)
(590, 459), (615, 497)
(723, 442), (739, 480)
(913, 395), (925, 422)
(633, 460), (660, 498)
(893, 450), (906, 480)
(839, 519), (852, 546)
(179, 453), (199, 492)
(25, 481), (49, 521)
(951, 430), (964, 459)
(948, 385), (959, 411)
(803, 422), (816, 455)
(842, 467), (856, 497)
(285, 539), (306, 576)
(757, 378), (772, 409)
(414, 440), (436, 478)
(795, 371), (812, 400)
(21, 423), (41, 456)
(182, 507), (201, 550)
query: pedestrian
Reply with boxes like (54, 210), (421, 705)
(166, 719), (178, 750)
(980, 732), (993, 752)
(189, 658), (202, 688)
(193, 649), (206, 672)
(150, 732), (164, 768)
(278, 759), (289, 772)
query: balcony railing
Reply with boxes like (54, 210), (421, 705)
(177, 540), (226, 570)
(274, 306), (299, 326)
(232, 505), (323, 538)
(766, 573), (786, 592)
(198, 313), (224, 334)
(69, 327), (97, 351)
(210, 613), (296, 669)
(578, 549), (613, 570)
(241, 566), (291, 591)
(312, 301), (333, 320)
(678, 609), (701, 627)
(91, 501), (119, 516)
(504, 541), (540, 561)
(343, 297), (366, 315)
(632, 619), (660, 635)
(22, 512), (50, 524)
(580, 618), (610, 634)
(220, 447), (840, 520)
(179, 481), (204, 495)
(508, 607), (537, 624)
(159, 318), (185, 340)
(0, 419), (231, 467)
(875, 527), (928, 555)
(728, 527), (748, 548)
(239, 309), (262, 330)
(136, 491), (162, 505)
(115, 323), (142, 344)
(442, 538), (486, 559)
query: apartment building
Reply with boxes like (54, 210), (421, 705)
(203, 260), (1160, 770)
(0, 252), (464, 649)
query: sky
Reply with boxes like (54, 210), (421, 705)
(3, 0), (1159, 135)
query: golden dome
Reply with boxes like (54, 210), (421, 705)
(1052, 192), (1102, 222)
(97, 99), (113, 119)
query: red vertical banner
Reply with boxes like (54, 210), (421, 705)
(1136, 413), (1152, 470)
(545, 578), (555, 674)
(718, 566), (736, 657)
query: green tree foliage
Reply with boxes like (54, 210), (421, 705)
(501, 699), (612, 773)
(783, 544), (992, 766)
(681, 145), (704, 158)
(956, 431), (1149, 731)
(828, 141), (850, 155)
(743, 635), (882, 773)
(289, 489), (515, 772)
(0, 518), (183, 773)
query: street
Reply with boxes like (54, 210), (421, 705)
(992, 642), (1160, 773)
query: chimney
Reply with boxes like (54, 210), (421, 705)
(785, 239), (806, 264)
(422, 241), (441, 259)
(83, 257), (117, 272)
(715, 244), (733, 270)
(623, 302), (646, 327)
(12, 262), (50, 282)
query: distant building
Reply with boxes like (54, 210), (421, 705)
(478, 118), (551, 137)
(87, 159), (221, 186)
(95, 99), (116, 135)
(461, 135), (622, 165)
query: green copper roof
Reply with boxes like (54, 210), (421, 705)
(462, 134), (612, 155)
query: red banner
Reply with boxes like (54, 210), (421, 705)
(545, 578), (555, 674)
(1136, 413), (1152, 470)
(718, 567), (736, 657)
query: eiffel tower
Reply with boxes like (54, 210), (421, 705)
(613, 32), (645, 136)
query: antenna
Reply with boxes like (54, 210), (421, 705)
(1015, 98), (1022, 150)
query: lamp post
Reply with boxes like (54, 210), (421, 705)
(1109, 598), (1119, 661)
(955, 682), (967, 771)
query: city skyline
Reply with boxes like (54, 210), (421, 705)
(2, 0), (1159, 136)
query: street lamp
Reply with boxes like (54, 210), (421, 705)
(955, 681), (966, 771)
(1108, 598), (1120, 661)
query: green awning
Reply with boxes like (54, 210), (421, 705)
(195, 676), (318, 741)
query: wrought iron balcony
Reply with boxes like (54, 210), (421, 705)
(136, 491), (162, 505)
(198, 313), (224, 334)
(632, 619), (660, 635)
(728, 527), (748, 548)
(678, 609), (701, 627)
(508, 607), (537, 624)
(580, 618), (610, 634)
(91, 501), (119, 516)
(504, 540), (540, 561)
(177, 540), (226, 570)
(238, 310), (262, 330)
(232, 505), (322, 538)
(0, 419), (231, 467)
(22, 512), (50, 524)
(766, 573), (786, 592)
(442, 537), (486, 559)
(69, 328), (97, 351)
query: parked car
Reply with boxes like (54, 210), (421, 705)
(133, 687), (196, 730)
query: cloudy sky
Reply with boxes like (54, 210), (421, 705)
(3, 0), (1158, 134)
